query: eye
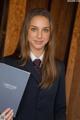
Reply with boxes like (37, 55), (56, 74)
(43, 28), (49, 33)
(31, 27), (37, 32)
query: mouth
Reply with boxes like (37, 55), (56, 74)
(34, 40), (43, 44)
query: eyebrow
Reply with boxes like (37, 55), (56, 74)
(29, 25), (50, 28)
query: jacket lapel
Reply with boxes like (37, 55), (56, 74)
(23, 59), (42, 83)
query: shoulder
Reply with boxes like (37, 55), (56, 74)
(0, 55), (20, 66)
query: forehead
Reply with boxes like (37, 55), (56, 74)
(29, 15), (50, 27)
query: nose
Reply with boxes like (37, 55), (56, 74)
(37, 30), (42, 38)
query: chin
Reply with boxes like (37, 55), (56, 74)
(34, 47), (43, 51)
(35, 45), (44, 49)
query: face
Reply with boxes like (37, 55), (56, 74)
(27, 15), (50, 55)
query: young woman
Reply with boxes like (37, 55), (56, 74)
(0, 8), (66, 120)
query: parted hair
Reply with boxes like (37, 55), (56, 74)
(19, 8), (57, 89)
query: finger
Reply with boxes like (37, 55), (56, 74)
(5, 109), (13, 120)
(6, 113), (13, 120)
(2, 108), (11, 116)
(6, 115), (13, 120)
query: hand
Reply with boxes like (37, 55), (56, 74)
(0, 108), (14, 120)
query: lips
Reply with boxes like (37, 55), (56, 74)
(34, 40), (43, 44)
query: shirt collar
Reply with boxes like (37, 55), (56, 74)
(30, 51), (44, 62)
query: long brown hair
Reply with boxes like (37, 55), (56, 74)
(19, 8), (57, 89)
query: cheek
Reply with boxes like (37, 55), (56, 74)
(44, 34), (50, 43)
(28, 32), (37, 42)
(28, 31), (33, 41)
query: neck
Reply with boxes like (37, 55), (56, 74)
(31, 49), (44, 57)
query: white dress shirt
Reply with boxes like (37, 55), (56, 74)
(30, 51), (44, 62)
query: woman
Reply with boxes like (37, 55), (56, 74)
(0, 8), (66, 120)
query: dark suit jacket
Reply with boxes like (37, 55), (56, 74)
(0, 55), (66, 120)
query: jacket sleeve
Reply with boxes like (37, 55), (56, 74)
(54, 62), (66, 120)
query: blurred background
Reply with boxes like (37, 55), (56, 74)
(0, 0), (80, 120)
